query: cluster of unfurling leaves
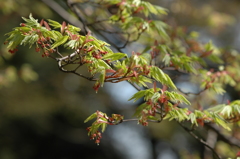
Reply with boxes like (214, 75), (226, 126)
(84, 111), (123, 144)
(208, 100), (240, 123)
(108, 0), (169, 37)
(4, 0), (240, 145)
(199, 68), (236, 95)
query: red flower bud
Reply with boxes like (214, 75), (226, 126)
(20, 23), (26, 27)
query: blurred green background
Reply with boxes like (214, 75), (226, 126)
(1, 0), (240, 159)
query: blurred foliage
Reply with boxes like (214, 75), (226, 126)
(0, 0), (53, 16)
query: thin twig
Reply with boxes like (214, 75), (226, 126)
(66, 0), (89, 34)
(57, 60), (96, 81)
(122, 119), (138, 122)
(56, 51), (79, 62)
(128, 82), (142, 91)
(122, 118), (161, 123)
(178, 87), (206, 96)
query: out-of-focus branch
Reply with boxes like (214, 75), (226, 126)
(66, 0), (89, 34)
(177, 87), (207, 96)
(41, 0), (84, 33)
(179, 122), (221, 159)
(204, 130), (218, 159)
(206, 124), (240, 148)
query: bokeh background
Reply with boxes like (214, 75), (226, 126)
(1, 0), (240, 158)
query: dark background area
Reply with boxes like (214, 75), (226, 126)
(1, 0), (240, 158)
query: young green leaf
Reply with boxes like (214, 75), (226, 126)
(101, 123), (107, 133)
(164, 91), (191, 105)
(84, 112), (97, 123)
(99, 71), (106, 87)
(48, 19), (62, 29)
(128, 90), (148, 102)
(149, 66), (177, 89)
(21, 34), (39, 48)
(22, 14), (39, 27)
(102, 53), (127, 61)
(51, 35), (69, 49)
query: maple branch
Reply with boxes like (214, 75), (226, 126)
(41, 0), (240, 152)
(57, 60), (96, 81)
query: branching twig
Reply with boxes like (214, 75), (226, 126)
(57, 59), (96, 81)
(178, 87), (207, 96)
(206, 124), (240, 148)
(178, 122), (221, 159)
(66, 0), (89, 34)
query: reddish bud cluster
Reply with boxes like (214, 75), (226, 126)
(146, 99), (160, 116)
(8, 48), (18, 54)
(91, 50), (108, 60)
(204, 70), (228, 89)
(196, 114), (213, 126)
(99, 50), (108, 55)
(139, 119), (148, 126)
(93, 82), (100, 92)
(20, 23), (26, 27)
(82, 59), (93, 64)
(35, 36), (54, 57)
(92, 52), (102, 59)
(107, 114), (123, 125)
(86, 127), (102, 145)
(142, 65), (150, 75)
(35, 47), (40, 52)
(196, 118), (204, 126)
(158, 94), (168, 104)
(43, 51), (50, 57)
(133, 6), (144, 14)
(236, 151), (240, 157)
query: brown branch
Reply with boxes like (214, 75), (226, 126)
(66, 0), (89, 34)
(178, 87), (207, 96)
(57, 59), (96, 81)
(128, 82), (142, 91)
(122, 119), (138, 122)
(122, 118), (161, 123)
(179, 122), (221, 159)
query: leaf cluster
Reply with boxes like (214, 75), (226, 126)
(4, 0), (240, 147)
